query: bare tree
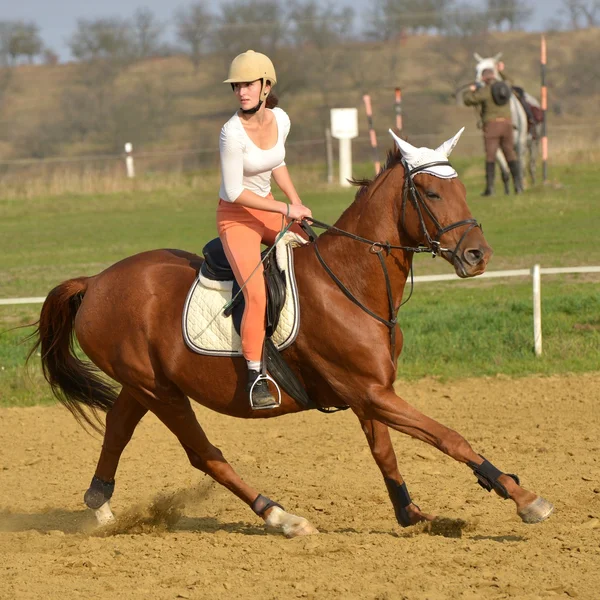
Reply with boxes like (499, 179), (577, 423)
(175, 3), (213, 71)
(213, 0), (287, 58)
(486, 0), (533, 30)
(287, 1), (354, 106)
(364, 0), (455, 39)
(2, 21), (44, 64)
(132, 8), (164, 58)
(42, 48), (59, 65)
(561, 0), (600, 27)
(364, 0), (416, 41)
(444, 2), (490, 37)
(0, 22), (12, 66)
(68, 18), (134, 62)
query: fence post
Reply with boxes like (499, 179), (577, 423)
(362, 94), (381, 174)
(325, 128), (334, 184)
(124, 142), (135, 178)
(540, 35), (548, 183)
(532, 264), (542, 356)
(394, 87), (403, 132)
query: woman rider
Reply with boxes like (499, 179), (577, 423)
(217, 50), (312, 409)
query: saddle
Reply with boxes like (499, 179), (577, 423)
(201, 237), (286, 338)
(513, 85), (543, 137)
(183, 233), (319, 411)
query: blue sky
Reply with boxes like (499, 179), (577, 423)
(3, 0), (564, 62)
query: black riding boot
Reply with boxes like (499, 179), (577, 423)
(508, 160), (523, 194)
(481, 162), (495, 196)
(247, 369), (277, 409)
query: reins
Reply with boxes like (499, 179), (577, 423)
(301, 160), (481, 359)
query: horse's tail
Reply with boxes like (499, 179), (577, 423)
(27, 277), (117, 432)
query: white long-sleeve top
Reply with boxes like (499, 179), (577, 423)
(218, 107), (290, 202)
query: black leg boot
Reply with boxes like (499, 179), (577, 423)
(508, 160), (523, 194)
(247, 369), (277, 409)
(481, 162), (495, 196)
(501, 170), (511, 195)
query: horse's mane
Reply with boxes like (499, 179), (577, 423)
(349, 146), (404, 201)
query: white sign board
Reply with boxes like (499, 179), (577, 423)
(330, 108), (358, 140)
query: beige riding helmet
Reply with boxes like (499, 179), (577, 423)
(223, 50), (277, 101)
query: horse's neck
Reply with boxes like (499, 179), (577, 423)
(317, 169), (414, 310)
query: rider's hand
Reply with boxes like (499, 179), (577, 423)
(497, 61), (505, 72)
(469, 84), (477, 92)
(287, 203), (312, 222)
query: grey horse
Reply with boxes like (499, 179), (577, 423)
(455, 53), (541, 192)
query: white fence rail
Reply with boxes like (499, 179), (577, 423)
(1, 265), (599, 355)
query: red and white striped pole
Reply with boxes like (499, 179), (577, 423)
(394, 87), (403, 132)
(541, 35), (548, 183)
(362, 94), (381, 174)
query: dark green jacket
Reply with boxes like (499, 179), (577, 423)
(463, 72), (513, 124)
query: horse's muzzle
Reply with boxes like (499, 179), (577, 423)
(452, 242), (493, 278)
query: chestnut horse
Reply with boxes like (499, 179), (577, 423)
(30, 130), (553, 537)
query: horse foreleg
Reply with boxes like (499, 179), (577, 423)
(360, 418), (434, 527)
(84, 387), (148, 526)
(140, 389), (318, 538)
(528, 135), (538, 185)
(365, 386), (553, 524)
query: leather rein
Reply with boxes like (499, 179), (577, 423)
(301, 159), (481, 359)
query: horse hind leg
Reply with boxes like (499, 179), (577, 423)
(496, 150), (510, 195)
(137, 387), (318, 538)
(365, 386), (554, 524)
(84, 387), (148, 525)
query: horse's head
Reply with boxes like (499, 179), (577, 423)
(474, 52), (502, 82)
(388, 128), (493, 278)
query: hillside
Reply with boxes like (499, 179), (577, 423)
(0, 28), (598, 166)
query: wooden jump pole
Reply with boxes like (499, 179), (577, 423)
(394, 87), (403, 132)
(541, 35), (548, 183)
(362, 94), (381, 174)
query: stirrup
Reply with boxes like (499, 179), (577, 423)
(248, 373), (281, 410)
(468, 455), (520, 499)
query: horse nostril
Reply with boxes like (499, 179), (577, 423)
(464, 248), (484, 265)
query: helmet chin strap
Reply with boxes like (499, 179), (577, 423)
(241, 100), (263, 115)
(240, 79), (268, 115)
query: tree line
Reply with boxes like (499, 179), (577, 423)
(1, 0), (599, 67)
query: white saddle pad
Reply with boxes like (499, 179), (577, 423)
(182, 233), (305, 356)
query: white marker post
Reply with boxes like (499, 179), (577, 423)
(532, 264), (542, 356)
(330, 108), (358, 187)
(124, 142), (135, 178)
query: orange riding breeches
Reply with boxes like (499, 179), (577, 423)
(216, 197), (291, 362)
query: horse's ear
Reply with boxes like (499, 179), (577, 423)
(389, 129), (418, 158)
(435, 127), (465, 157)
(494, 52), (503, 61)
(474, 52), (483, 61)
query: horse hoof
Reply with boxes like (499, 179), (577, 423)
(518, 496), (554, 524)
(283, 518), (319, 538)
(94, 501), (116, 527)
(265, 506), (319, 538)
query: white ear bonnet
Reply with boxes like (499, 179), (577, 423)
(388, 128), (465, 180)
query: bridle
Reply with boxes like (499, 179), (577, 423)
(301, 159), (482, 359)
(401, 159), (481, 264)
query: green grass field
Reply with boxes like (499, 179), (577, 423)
(1, 157), (599, 407)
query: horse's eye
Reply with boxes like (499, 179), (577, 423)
(425, 191), (440, 200)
